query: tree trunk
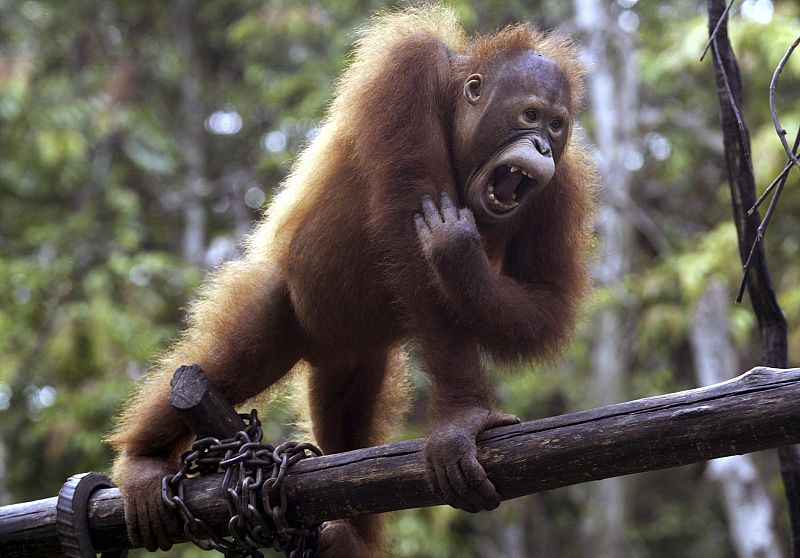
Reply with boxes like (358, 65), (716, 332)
(691, 281), (783, 558)
(0, 442), (9, 507)
(173, 0), (208, 265)
(573, 1), (640, 556)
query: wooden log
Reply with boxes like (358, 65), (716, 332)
(287, 365), (800, 523)
(1, 366), (800, 555)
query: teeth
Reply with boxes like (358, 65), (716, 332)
(489, 196), (519, 210)
(486, 176), (519, 212)
(487, 190), (519, 211)
(508, 165), (534, 178)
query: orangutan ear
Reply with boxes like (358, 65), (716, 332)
(464, 74), (483, 105)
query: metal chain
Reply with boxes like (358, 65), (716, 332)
(161, 410), (323, 558)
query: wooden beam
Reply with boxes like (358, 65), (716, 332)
(1, 366), (799, 556)
(168, 364), (247, 439)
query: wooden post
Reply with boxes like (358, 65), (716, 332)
(168, 364), (247, 438)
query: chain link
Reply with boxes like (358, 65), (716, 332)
(162, 410), (323, 558)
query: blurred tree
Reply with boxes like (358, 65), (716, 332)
(573, 0), (640, 556)
(691, 281), (783, 558)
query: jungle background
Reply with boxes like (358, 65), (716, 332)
(1, 0), (799, 556)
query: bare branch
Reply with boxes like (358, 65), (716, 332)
(738, 101), (800, 304)
(769, 34), (800, 171)
(749, 150), (796, 216)
(700, 0), (736, 62)
(711, 38), (754, 177)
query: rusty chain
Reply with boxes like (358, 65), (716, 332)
(161, 410), (323, 558)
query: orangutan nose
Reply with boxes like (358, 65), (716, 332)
(533, 135), (551, 156)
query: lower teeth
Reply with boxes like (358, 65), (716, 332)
(487, 181), (519, 211)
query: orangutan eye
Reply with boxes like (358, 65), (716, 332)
(524, 109), (538, 122)
(550, 118), (564, 131)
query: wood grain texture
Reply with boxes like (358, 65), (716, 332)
(169, 363), (247, 439)
(2, 366), (799, 555)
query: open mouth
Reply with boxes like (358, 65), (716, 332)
(465, 138), (555, 223)
(485, 164), (538, 213)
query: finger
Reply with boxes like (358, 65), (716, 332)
(431, 454), (454, 504)
(458, 454), (501, 510)
(414, 213), (431, 241)
(439, 192), (458, 222)
(421, 194), (442, 226)
(428, 452), (460, 510)
(136, 498), (158, 552)
(124, 500), (143, 549)
(423, 451), (442, 498)
(445, 460), (484, 513)
(487, 412), (521, 429)
(458, 205), (477, 227)
(153, 497), (175, 551)
(319, 523), (335, 553)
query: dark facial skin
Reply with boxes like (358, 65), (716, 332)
(453, 51), (572, 224)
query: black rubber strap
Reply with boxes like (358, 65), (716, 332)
(57, 472), (127, 558)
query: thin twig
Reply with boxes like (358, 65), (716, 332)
(758, 173), (789, 247)
(739, 40), (800, 302)
(738, 128), (800, 302)
(769, 34), (800, 171)
(711, 37), (755, 177)
(735, 265), (748, 303)
(737, 221), (762, 303)
(700, 0), (736, 62)
(749, 159), (794, 215)
(749, 125), (800, 215)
